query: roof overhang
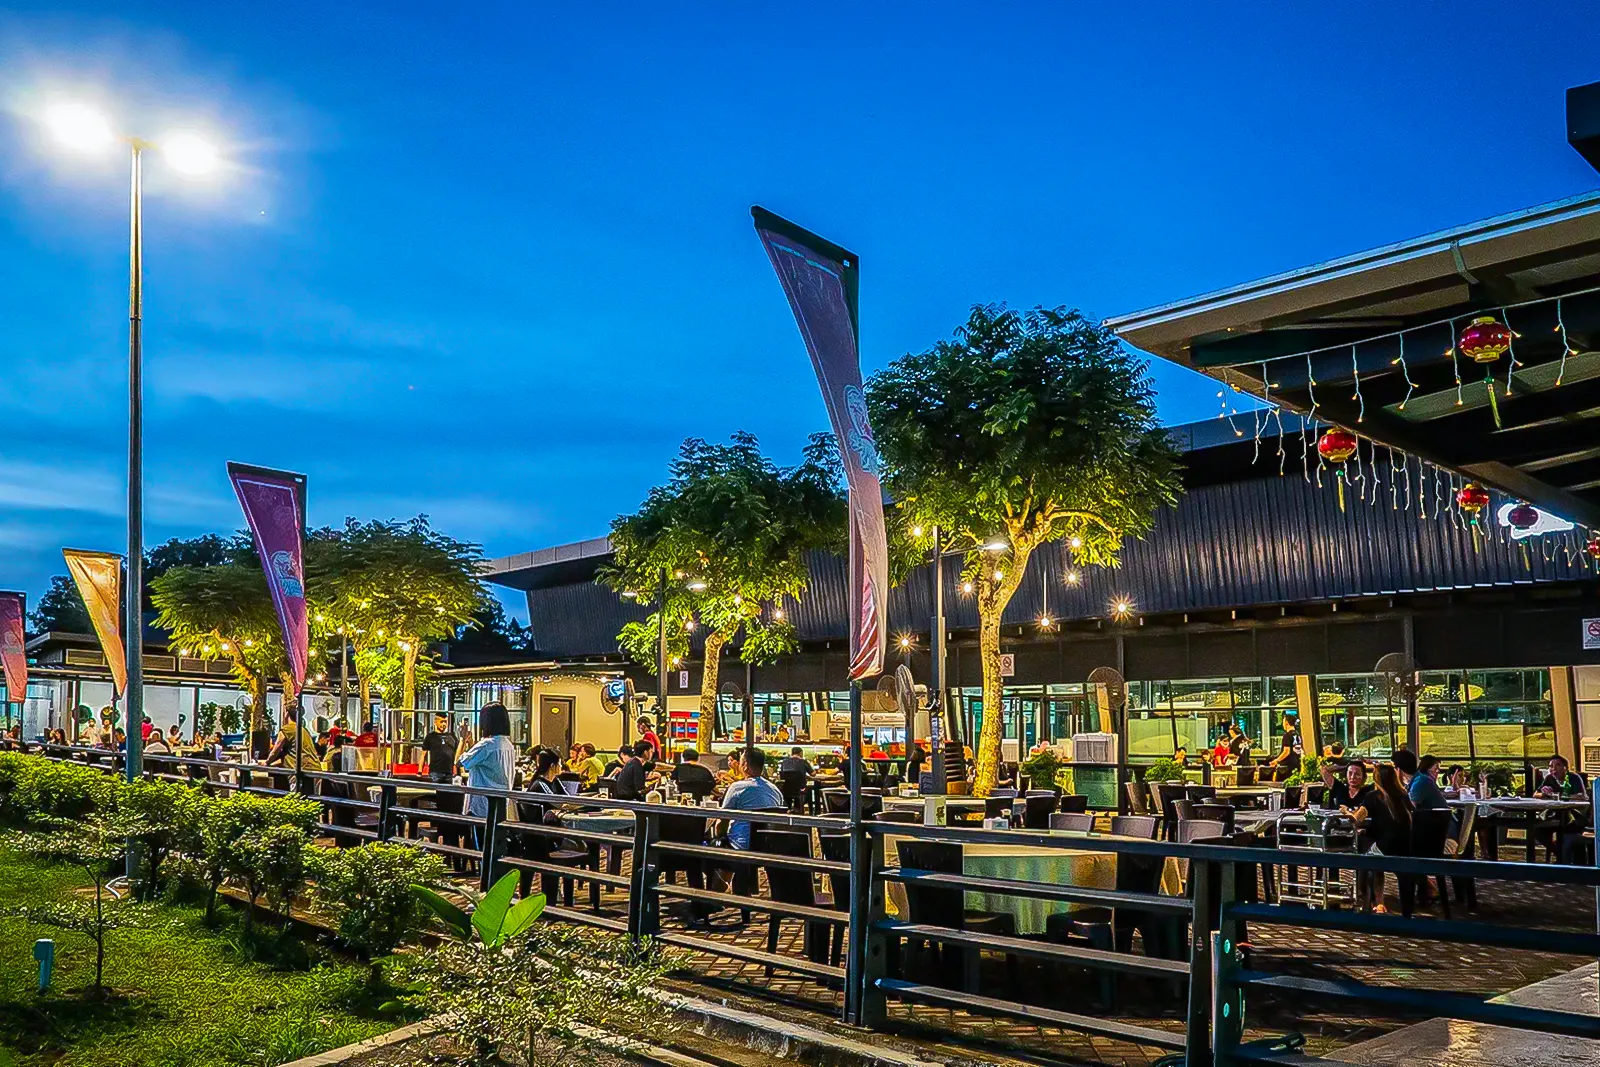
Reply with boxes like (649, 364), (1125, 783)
(1108, 192), (1600, 528)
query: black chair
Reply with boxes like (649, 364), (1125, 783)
(1192, 803), (1236, 834)
(1185, 785), (1217, 803)
(777, 771), (809, 812)
(983, 796), (1014, 820)
(1022, 793), (1057, 830)
(1050, 812), (1095, 832)
(655, 811), (712, 921)
(1412, 807), (1453, 918)
(751, 828), (838, 973)
(896, 841), (1019, 994)
(817, 833), (850, 965)
(1155, 783), (1188, 839)
(823, 789), (851, 815)
(1058, 794), (1089, 814)
(1110, 815), (1159, 839)
(1044, 848), (1173, 1004)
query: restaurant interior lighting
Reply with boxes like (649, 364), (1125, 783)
(1069, 536), (1083, 549)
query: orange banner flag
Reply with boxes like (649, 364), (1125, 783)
(63, 549), (127, 698)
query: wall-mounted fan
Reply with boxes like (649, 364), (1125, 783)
(601, 678), (634, 715)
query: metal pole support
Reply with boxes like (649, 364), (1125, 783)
(1186, 857), (1216, 1067)
(628, 810), (660, 945)
(845, 681), (867, 1024)
(479, 795), (505, 892)
(377, 781), (395, 843)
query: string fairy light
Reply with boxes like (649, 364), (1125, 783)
(1350, 344), (1365, 422)
(1387, 446), (1399, 510)
(1391, 332), (1415, 410)
(1450, 319), (1463, 406)
(1555, 297), (1575, 386)
(1502, 307), (1522, 397)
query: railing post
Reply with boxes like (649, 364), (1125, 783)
(628, 809), (659, 945)
(377, 781), (395, 843)
(844, 682), (867, 1026)
(1186, 856), (1216, 1067)
(1212, 860), (1244, 1067)
(859, 829), (889, 1029)
(479, 794), (505, 892)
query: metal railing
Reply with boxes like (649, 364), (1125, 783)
(11, 738), (1600, 1067)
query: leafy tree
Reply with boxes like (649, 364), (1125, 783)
(449, 599), (537, 663)
(312, 843), (448, 985)
(30, 574), (93, 634)
(306, 517), (487, 709)
(197, 791), (318, 925)
(5, 809), (159, 993)
(600, 432), (843, 722)
(118, 777), (207, 898)
(151, 564), (290, 737)
(867, 305), (1181, 795)
(142, 533), (250, 607)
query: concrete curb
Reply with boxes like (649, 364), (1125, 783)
(274, 1019), (437, 1067)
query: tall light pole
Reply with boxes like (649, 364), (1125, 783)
(39, 104), (219, 782)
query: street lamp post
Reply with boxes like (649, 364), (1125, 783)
(38, 104), (219, 783)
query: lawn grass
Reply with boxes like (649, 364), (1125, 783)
(0, 842), (405, 1067)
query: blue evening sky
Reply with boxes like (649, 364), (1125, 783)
(0, 3), (1596, 621)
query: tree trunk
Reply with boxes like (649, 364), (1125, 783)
(697, 629), (731, 726)
(971, 540), (1033, 797)
(93, 874), (106, 992)
(402, 641), (419, 709)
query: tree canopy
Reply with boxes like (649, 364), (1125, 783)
(305, 517), (487, 709)
(867, 304), (1181, 793)
(150, 564), (291, 734)
(29, 575), (92, 635)
(600, 432), (843, 722)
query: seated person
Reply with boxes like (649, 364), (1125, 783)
(602, 744), (631, 778)
(610, 741), (654, 801)
(778, 746), (814, 778)
(572, 743), (607, 788)
(1399, 752), (1449, 811)
(1320, 758), (1377, 811)
(1536, 755), (1587, 798)
(670, 748), (717, 796)
(718, 747), (784, 850)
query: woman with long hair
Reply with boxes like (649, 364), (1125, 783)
(1346, 762), (1413, 913)
(458, 703), (517, 849)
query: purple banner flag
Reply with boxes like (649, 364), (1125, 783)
(228, 463), (309, 697)
(0, 591), (25, 708)
(753, 207), (888, 679)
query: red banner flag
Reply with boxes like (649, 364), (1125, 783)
(753, 207), (888, 679)
(227, 463), (309, 698)
(0, 592), (26, 708)
(63, 549), (127, 697)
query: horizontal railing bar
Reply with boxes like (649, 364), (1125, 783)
(388, 805), (484, 826)
(651, 841), (850, 874)
(1233, 971), (1600, 1039)
(543, 903), (631, 934)
(497, 856), (633, 889)
(1233, 1048), (1351, 1067)
(657, 885), (845, 924)
(884, 867), (1193, 914)
(875, 920), (1191, 977)
(411, 839), (481, 860)
(874, 979), (1186, 1050)
(499, 820), (631, 847)
(869, 821), (1600, 884)
(313, 795), (380, 810)
(316, 823), (378, 840)
(654, 931), (845, 981)
(1225, 902), (1600, 956)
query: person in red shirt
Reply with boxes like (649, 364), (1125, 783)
(636, 717), (663, 762)
(141, 717), (155, 742)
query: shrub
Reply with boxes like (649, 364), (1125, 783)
(0, 750), (30, 820)
(232, 822), (310, 931)
(1143, 757), (1186, 783)
(14, 758), (116, 822)
(198, 791), (318, 924)
(311, 842), (447, 984)
(117, 777), (209, 898)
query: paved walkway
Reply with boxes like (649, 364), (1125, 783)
(1331, 963), (1600, 1067)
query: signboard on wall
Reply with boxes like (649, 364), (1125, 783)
(1584, 619), (1600, 650)
(999, 653), (1016, 678)
(677, 670), (690, 688)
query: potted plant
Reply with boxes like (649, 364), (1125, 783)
(1143, 757), (1187, 785)
(1020, 745), (1062, 794)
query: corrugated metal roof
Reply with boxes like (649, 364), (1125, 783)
(519, 471), (1590, 658)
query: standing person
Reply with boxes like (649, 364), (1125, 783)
(458, 703), (517, 844)
(265, 713), (315, 768)
(636, 717), (663, 762)
(1268, 714), (1303, 782)
(421, 713), (461, 783)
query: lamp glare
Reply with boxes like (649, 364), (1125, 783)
(45, 103), (114, 152)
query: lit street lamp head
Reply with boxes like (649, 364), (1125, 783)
(161, 131), (218, 175)
(45, 102), (114, 152)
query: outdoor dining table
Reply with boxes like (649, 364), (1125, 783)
(559, 809), (637, 910)
(880, 794), (987, 820)
(883, 830), (1184, 935)
(1448, 796), (1591, 863)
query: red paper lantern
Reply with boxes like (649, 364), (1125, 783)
(1459, 316), (1512, 364)
(1587, 537), (1600, 560)
(1506, 503), (1539, 530)
(1455, 482), (1490, 516)
(1317, 429), (1358, 464)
